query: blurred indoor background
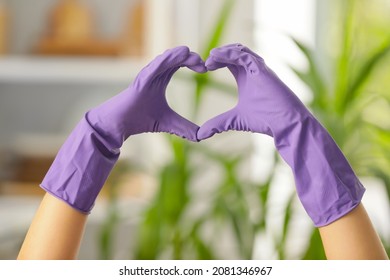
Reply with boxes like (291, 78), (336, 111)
(0, 0), (389, 259)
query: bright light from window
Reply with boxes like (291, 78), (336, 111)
(254, 0), (316, 103)
(251, 0), (317, 259)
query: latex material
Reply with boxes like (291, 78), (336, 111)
(41, 46), (206, 213)
(198, 44), (365, 227)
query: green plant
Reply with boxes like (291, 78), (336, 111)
(289, 0), (390, 257)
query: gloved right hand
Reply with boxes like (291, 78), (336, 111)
(41, 46), (206, 213)
(198, 43), (365, 227)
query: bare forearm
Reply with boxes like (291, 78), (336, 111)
(319, 203), (388, 260)
(17, 193), (88, 260)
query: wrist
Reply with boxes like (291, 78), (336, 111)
(273, 114), (365, 226)
(40, 116), (120, 213)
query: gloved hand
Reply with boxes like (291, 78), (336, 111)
(198, 43), (365, 227)
(41, 46), (206, 213)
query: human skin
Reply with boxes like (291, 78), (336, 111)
(17, 194), (388, 259)
(18, 193), (87, 260)
(319, 203), (388, 260)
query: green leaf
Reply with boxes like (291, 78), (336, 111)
(134, 206), (162, 259)
(365, 122), (390, 150)
(194, 75), (209, 112)
(158, 163), (189, 225)
(289, 38), (327, 110)
(256, 179), (271, 230)
(200, 0), (236, 59)
(276, 193), (295, 260)
(334, 0), (355, 114)
(192, 237), (215, 260)
(342, 41), (390, 110)
(256, 150), (279, 230)
(194, 0), (236, 108)
(190, 223), (216, 260)
(302, 228), (326, 260)
(134, 159), (190, 259)
(169, 136), (189, 168)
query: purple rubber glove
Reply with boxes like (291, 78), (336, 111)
(198, 43), (365, 227)
(41, 46), (206, 213)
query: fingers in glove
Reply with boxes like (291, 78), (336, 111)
(160, 110), (200, 142)
(206, 44), (264, 74)
(197, 109), (240, 141)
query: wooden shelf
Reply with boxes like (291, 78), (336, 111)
(0, 55), (147, 85)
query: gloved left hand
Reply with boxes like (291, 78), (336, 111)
(41, 46), (206, 213)
(197, 44), (365, 227)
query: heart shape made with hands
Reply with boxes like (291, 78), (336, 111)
(158, 43), (289, 143)
(43, 44), (366, 226)
(109, 43), (304, 144)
